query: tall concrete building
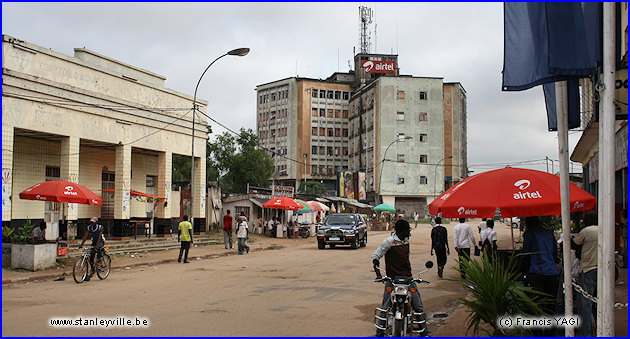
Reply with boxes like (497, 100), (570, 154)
(256, 53), (467, 215)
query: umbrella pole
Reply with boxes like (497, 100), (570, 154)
(510, 217), (514, 250)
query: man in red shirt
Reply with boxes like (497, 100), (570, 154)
(223, 210), (233, 249)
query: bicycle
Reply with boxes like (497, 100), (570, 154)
(73, 246), (111, 283)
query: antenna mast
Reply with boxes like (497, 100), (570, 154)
(359, 6), (373, 54)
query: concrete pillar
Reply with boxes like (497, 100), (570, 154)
(60, 136), (80, 221)
(114, 144), (131, 220)
(192, 142), (206, 232)
(2, 124), (14, 223)
(156, 151), (172, 219)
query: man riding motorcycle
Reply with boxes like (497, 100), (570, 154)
(372, 219), (427, 336)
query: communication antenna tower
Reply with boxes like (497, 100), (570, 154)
(359, 6), (373, 54)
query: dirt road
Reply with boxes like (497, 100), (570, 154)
(3, 219), (625, 336)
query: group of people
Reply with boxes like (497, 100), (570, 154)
(221, 210), (250, 255)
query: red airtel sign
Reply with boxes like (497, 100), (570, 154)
(361, 60), (396, 74)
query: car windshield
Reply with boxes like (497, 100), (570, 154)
(324, 215), (355, 226)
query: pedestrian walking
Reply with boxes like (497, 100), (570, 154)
(478, 220), (497, 266)
(453, 218), (477, 279)
(571, 211), (598, 337)
(521, 216), (559, 336)
(267, 217), (276, 237)
(413, 212), (419, 229)
(236, 213), (250, 255)
(178, 215), (193, 263)
(223, 210), (233, 249)
(430, 217), (449, 278)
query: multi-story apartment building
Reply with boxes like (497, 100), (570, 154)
(256, 53), (467, 215)
(257, 77), (353, 193)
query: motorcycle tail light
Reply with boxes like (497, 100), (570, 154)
(386, 287), (393, 293)
(410, 288), (417, 294)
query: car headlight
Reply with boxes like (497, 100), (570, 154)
(343, 229), (356, 235)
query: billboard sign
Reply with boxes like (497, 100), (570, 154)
(361, 60), (396, 74)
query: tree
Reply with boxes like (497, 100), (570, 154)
(207, 129), (274, 194)
(298, 180), (327, 195)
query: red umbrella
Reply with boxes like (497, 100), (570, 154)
(19, 180), (103, 206)
(429, 167), (595, 218)
(262, 197), (302, 211)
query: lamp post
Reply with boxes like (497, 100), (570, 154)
(433, 155), (453, 199)
(190, 47), (249, 228)
(377, 135), (413, 203)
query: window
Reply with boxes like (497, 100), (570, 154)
(335, 147), (340, 156)
(419, 155), (428, 163)
(397, 90), (405, 99)
(312, 108), (318, 117)
(397, 154), (405, 162)
(312, 89), (318, 98)
(312, 146), (317, 154)
(271, 93), (276, 101)
(327, 147), (333, 156)
(419, 91), (427, 100)
(319, 146), (325, 154)
(419, 112), (428, 121)
(320, 90), (326, 99)
(342, 147), (348, 155)
(327, 128), (333, 137)
(334, 91), (340, 100)
(319, 108), (326, 117)
(334, 109), (341, 118)
(327, 109), (333, 118)
(311, 165), (318, 174)
(343, 91), (350, 100)
(397, 176), (405, 185)
(397, 112), (405, 121)
(419, 133), (428, 142)
(342, 129), (348, 137)
(319, 127), (325, 136)
(270, 129), (276, 138)
(420, 176), (428, 185)
(335, 128), (341, 137)
(270, 111), (276, 120)
(327, 90), (334, 99)
(342, 110), (349, 118)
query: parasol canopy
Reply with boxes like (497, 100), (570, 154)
(373, 203), (396, 212)
(429, 167), (596, 218)
(19, 180), (102, 206)
(262, 197), (302, 211)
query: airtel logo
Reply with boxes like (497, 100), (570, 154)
(457, 207), (478, 216)
(440, 193), (451, 200)
(363, 61), (375, 72)
(35, 195), (46, 201)
(573, 201), (585, 209)
(64, 185), (78, 196)
(514, 180), (531, 190)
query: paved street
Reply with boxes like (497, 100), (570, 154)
(3, 224), (471, 337)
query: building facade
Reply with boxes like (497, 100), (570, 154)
(256, 53), (467, 214)
(2, 35), (208, 239)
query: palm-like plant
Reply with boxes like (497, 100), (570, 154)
(454, 251), (548, 336)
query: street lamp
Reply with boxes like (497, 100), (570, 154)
(433, 155), (453, 198)
(377, 135), (413, 202)
(190, 47), (249, 228)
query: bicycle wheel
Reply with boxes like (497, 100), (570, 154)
(96, 254), (111, 280)
(73, 257), (88, 284)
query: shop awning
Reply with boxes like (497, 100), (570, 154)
(101, 189), (166, 200)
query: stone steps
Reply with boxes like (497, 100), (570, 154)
(67, 236), (222, 256)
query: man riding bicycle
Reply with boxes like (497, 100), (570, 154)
(79, 216), (105, 281)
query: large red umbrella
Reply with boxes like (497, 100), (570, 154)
(262, 197), (301, 211)
(429, 167), (595, 218)
(19, 180), (103, 206)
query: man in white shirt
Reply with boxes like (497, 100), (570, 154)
(453, 218), (478, 279)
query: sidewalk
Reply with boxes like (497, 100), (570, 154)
(2, 233), (302, 284)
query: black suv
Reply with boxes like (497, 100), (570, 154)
(317, 213), (368, 249)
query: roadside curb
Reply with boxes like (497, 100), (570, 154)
(2, 246), (265, 285)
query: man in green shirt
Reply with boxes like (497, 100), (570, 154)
(178, 215), (193, 263)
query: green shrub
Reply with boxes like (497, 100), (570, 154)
(15, 220), (35, 244)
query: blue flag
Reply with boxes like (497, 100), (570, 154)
(503, 2), (601, 130)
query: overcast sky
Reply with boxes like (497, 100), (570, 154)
(2, 2), (584, 175)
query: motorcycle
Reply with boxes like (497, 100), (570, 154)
(297, 224), (310, 238)
(373, 261), (433, 337)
